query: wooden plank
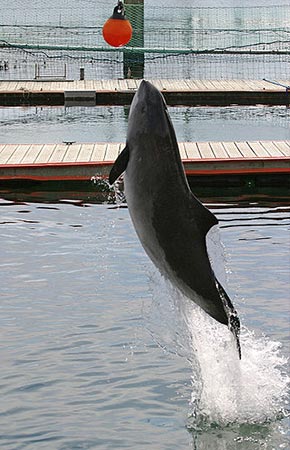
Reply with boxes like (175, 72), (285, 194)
(93, 80), (103, 91)
(100, 80), (112, 91)
(222, 141), (243, 158)
(0, 144), (7, 154)
(0, 144), (18, 164)
(116, 79), (127, 91)
(209, 141), (229, 158)
(0, 79), (266, 91)
(103, 80), (115, 92)
(163, 80), (173, 91)
(260, 141), (285, 157)
(48, 144), (68, 162)
(151, 79), (163, 91)
(160, 80), (170, 91)
(172, 80), (190, 91)
(220, 80), (239, 90)
(184, 80), (200, 91)
(20, 144), (44, 164)
(170, 79), (183, 91)
(125, 79), (138, 90)
(1, 79), (290, 107)
(123, 79), (130, 90)
(235, 141), (256, 158)
(240, 80), (259, 91)
(28, 82), (37, 91)
(197, 142), (215, 158)
(202, 80), (218, 90)
(272, 141), (290, 157)
(62, 143), (82, 162)
(0, 140), (289, 173)
(208, 80), (223, 90)
(191, 80), (211, 90)
(228, 80), (245, 90)
(77, 143), (94, 162)
(0, 83), (10, 91)
(205, 79), (226, 90)
(276, 79), (290, 88)
(7, 144), (30, 164)
(2, 79), (282, 93)
(118, 143), (125, 155)
(217, 80), (235, 90)
(84, 80), (93, 90)
(178, 142), (187, 159)
(35, 144), (56, 163)
(83, 80), (90, 91)
(35, 82), (49, 92)
(261, 80), (284, 91)
(54, 81), (65, 91)
(104, 143), (121, 161)
(0, 140), (289, 182)
(166, 80), (177, 91)
(247, 141), (270, 157)
(184, 142), (201, 159)
(217, 80), (232, 90)
(90, 143), (107, 161)
(6, 82), (18, 90)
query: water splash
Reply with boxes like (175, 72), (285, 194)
(146, 271), (289, 428)
(90, 174), (124, 204)
(186, 303), (289, 426)
(112, 177), (126, 206)
(91, 174), (112, 192)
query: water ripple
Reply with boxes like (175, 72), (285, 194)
(0, 200), (288, 449)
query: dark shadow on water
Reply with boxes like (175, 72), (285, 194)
(0, 174), (290, 205)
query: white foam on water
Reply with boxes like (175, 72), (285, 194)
(186, 302), (289, 426)
(146, 271), (289, 427)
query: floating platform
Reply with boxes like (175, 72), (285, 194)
(0, 79), (290, 106)
(0, 141), (289, 182)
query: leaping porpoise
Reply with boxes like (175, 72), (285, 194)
(109, 80), (241, 358)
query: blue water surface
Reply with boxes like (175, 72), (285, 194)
(0, 198), (289, 449)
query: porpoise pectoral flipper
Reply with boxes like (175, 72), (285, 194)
(109, 145), (129, 185)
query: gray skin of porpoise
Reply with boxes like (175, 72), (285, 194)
(109, 80), (241, 357)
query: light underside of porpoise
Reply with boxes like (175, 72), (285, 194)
(109, 80), (241, 359)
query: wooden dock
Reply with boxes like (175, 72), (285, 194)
(0, 141), (289, 181)
(0, 79), (290, 106)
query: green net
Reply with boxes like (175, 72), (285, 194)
(0, 2), (289, 80)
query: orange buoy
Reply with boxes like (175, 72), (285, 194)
(102, 1), (133, 48)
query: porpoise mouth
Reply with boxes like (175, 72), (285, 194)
(129, 80), (168, 123)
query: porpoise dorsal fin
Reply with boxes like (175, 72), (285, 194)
(190, 193), (218, 236)
(109, 145), (130, 185)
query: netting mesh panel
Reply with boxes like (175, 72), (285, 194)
(0, 2), (289, 80)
